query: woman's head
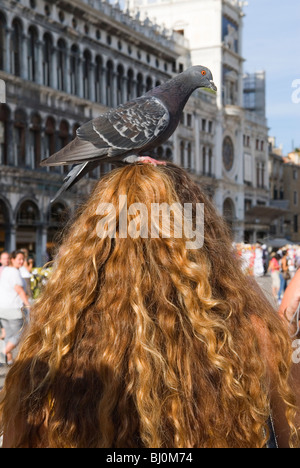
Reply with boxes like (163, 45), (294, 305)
(0, 251), (10, 267)
(10, 250), (25, 269)
(0, 163), (298, 448)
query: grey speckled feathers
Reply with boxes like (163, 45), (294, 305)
(41, 65), (217, 202)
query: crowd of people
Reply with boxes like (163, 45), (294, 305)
(236, 243), (269, 277)
(236, 243), (300, 304)
(0, 250), (33, 366)
(0, 163), (300, 448)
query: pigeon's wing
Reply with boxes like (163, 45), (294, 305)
(77, 96), (170, 157)
(40, 137), (107, 166)
(50, 161), (101, 203)
(50, 162), (90, 203)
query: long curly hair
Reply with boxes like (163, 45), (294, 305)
(0, 163), (298, 448)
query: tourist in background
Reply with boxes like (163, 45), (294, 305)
(0, 252), (10, 341)
(0, 250), (30, 365)
(279, 269), (300, 336)
(268, 253), (281, 303)
(0, 252), (10, 278)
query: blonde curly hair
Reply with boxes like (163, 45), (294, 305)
(0, 163), (298, 447)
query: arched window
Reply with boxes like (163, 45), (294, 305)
(106, 60), (114, 107)
(29, 113), (41, 169)
(280, 186), (284, 200)
(45, 116), (56, 159)
(57, 39), (67, 92)
(136, 73), (143, 97)
(223, 198), (236, 232)
(13, 108), (27, 167)
(222, 135), (234, 172)
(0, 104), (10, 165)
(70, 44), (80, 96)
(117, 64), (124, 105)
(0, 12), (7, 71)
(58, 120), (69, 150)
(95, 55), (103, 103)
(58, 120), (69, 174)
(10, 18), (23, 77)
(146, 76), (153, 92)
(28, 26), (38, 82)
(47, 202), (69, 259)
(156, 147), (164, 158)
(83, 50), (92, 100)
(49, 202), (69, 225)
(0, 200), (9, 225)
(166, 148), (173, 161)
(127, 68), (134, 101)
(43, 33), (53, 87)
(17, 200), (39, 225)
(16, 200), (40, 255)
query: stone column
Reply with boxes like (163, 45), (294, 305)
(9, 224), (16, 252)
(21, 32), (28, 80)
(112, 71), (118, 108)
(214, 111), (223, 179)
(101, 65), (107, 106)
(89, 62), (96, 103)
(35, 225), (48, 267)
(36, 40), (43, 86)
(52, 44), (58, 90)
(172, 133), (179, 166)
(4, 26), (11, 73)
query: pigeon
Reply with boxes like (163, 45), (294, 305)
(40, 66), (217, 202)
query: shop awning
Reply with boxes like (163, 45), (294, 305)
(267, 238), (296, 248)
(245, 206), (289, 224)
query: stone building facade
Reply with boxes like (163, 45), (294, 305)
(0, 0), (189, 264)
(0, 0), (276, 265)
(282, 152), (300, 244)
(268, 143), (300, 246)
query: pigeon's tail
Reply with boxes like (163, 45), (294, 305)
(50, 161), (99, 203)
(40, 137), (107, 167)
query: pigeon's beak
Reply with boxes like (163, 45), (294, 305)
(209, 80), (217, 92)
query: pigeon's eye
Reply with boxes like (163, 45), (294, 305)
(201, 70), (206, 76)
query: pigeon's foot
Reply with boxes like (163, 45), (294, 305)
(137, 156), (167, 167)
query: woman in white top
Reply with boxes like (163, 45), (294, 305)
(0, 251), (30, 365)
(0, 251), (10, 341)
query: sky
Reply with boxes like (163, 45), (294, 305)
(113, 0), (300, 154)
(243, 0), (300, 153)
